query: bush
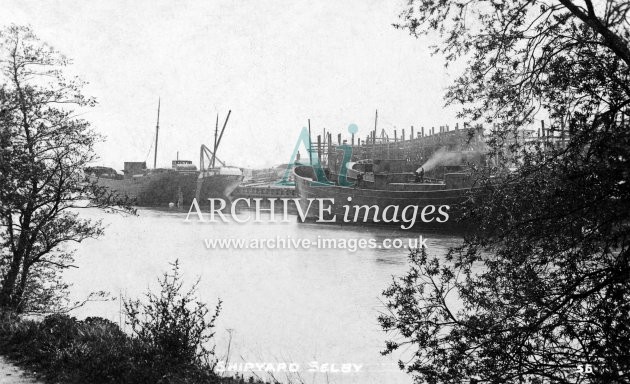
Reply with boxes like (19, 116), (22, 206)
(0, 314), (129, 383)
(0, 261), (261, 384)
(124, 259), (222, 371)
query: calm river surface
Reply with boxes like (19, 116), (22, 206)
(65, 208), (462, 384)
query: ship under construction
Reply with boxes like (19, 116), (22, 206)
(291, 111), (492, 229)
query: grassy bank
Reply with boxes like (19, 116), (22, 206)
(0, 312), (266, 384)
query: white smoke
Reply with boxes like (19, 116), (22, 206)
(416, 147), (464, 173)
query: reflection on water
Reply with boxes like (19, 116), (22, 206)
(65, 209), (462, 384)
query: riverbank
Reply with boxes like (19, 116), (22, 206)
(0, 312), (266, 384)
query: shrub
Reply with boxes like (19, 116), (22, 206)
(124, 259), (222, 371)
(0, 262), (262, 384)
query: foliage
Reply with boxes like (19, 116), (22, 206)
(381, 1), (630, 384)
(0, 313), (145, 383)
(124, 260), (223, 370)
(0, 313), (259, 384)
(396, 0), (630, 127)
(0, 262), (257, 384)
(0, 25), (133, 313)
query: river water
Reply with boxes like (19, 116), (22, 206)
(65, 208), (462, 384)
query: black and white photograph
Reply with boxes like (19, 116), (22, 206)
(0, 1), (628, 383)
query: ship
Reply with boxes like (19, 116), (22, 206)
(291, 116), (487, 229)
(194, 110), (244, 204)
(92, 101), (243, 207)
(93, 161), (197, 207)
(293, 162), (475, 229)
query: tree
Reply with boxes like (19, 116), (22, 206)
(380, 2), (629, 383)
(0, 25), (130, 313)
(123, 260), (222, 369)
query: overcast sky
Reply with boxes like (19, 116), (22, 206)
(2, 0), (461, 169)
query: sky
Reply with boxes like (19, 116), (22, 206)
(2, 0), (461, 169)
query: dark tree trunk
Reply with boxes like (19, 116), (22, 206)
(0, 250), (23, 309)
(14, 263), (31, 312)
(0, 213), (31, 310)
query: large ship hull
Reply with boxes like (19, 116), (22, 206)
(195, 172), (244, 202)
(292, 166), (471, 230)
(97, 171), (242, 207)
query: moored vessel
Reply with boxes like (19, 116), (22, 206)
(194, 110), (244, 202)
(292, 163), (474, 229)
(92, 102), (243, 207)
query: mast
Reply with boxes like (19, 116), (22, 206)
(209, 110), (231, 169)
(308, 119), (312, 165)
(372, 109), (377, 160)
(153, 98), (161, 169)
(212, 113), (219, 168)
